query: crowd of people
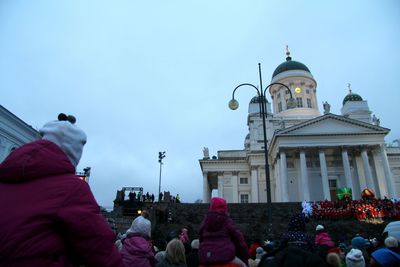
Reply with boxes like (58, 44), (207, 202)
(126, 191), (181, 203)
(116, 190), (182, 204)
(1, 113), (400, 266)
(128, 191), (156, 203)
(112, 198), (400, 267)
(310, 198), (400, 222)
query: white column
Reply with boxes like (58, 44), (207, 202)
(203, 172), (210, 203)
(361, 148), (375, 192)
(372, 148), (387, 198)
(300, 150), (310, 201)
(275, 158), (282, 202)
(280, 150), (289, 202)
(355, 155), (367, 190)
(380, 145), (397, 198)
(319, 149), (331, 201)
(217, 173), (223, 198)
(251, 167), (259, 203)
(341, 148), (353, 192)
(232, 172), (239, 203)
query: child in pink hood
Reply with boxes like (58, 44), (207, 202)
(314, 224), (335, 262)
(121, 215), (155, 267)
(315, 225), (334, 247)
(121, 216), (155, 267)
(198, 197), (249, 266)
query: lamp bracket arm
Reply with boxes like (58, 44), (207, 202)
(262, 82), (293, 98)
(231, 83), (261, 99)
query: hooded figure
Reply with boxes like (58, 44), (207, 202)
(315, 225), (334, 247)
(351, 236), (370, 264)
(314, 224), (335, 262)
(371, 247), (400, 267)
(0, 114), (123, 267)
(121, 215), (155, 267)
(369, 236), (400, 267)
(198, 197), (249, 266)
(346, 249), (365, 267)
(384, 236), (399, 250)
(383, 221), (400, 242)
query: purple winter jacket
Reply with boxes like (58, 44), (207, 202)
(121, 232), (155, 267)
(315, 232), (334, 247)
(0, 140), (124, 267)
(198, 211), (249, 265)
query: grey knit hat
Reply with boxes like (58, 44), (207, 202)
(40, 113), (86, 168)
(384, 236), (398, 248)
(126, 215), (151, 238)
(346, 249), (365, 267)
(191, 239), (199, 249)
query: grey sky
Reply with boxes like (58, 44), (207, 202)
(1, 0), (399, 208)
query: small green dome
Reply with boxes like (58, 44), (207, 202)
(272, 56), (311, 78)
(250, 95), (268, 104)
(342, 92), (363, 105)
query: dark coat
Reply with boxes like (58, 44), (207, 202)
(156, 258), (187, 267)
(198, 211), (249, 265)
(258, 247), (327, 267)
(0, 140), (124, 267)
(280, 213), (314, 252)
(186, 249), (199, 267)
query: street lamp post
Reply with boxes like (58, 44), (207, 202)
(158, 151), (166, 202)
(229, 63), (296, 237)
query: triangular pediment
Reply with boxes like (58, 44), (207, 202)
(276, 113), (389, 136)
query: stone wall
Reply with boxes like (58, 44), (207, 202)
(106, 202), (392, 246)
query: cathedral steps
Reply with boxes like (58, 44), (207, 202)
(106, 202), (392, 244)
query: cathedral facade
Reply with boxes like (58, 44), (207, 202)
(0, 105), (41, 162)
(199, 51), (400, 203)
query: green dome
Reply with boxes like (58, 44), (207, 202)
(250, 95), (269, 104)
(272, 56), (311, 78)
(342, 92), (363, 105)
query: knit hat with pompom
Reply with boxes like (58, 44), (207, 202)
(126, 215), (151, 238)
(39, 113), (86, 168)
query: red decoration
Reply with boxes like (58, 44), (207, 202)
(311, 197), (400, 222)
(362, 188), (375, 199)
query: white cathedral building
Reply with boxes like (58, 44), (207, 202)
(0, 105), (41, 162)
(199, 50), (400, 204)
